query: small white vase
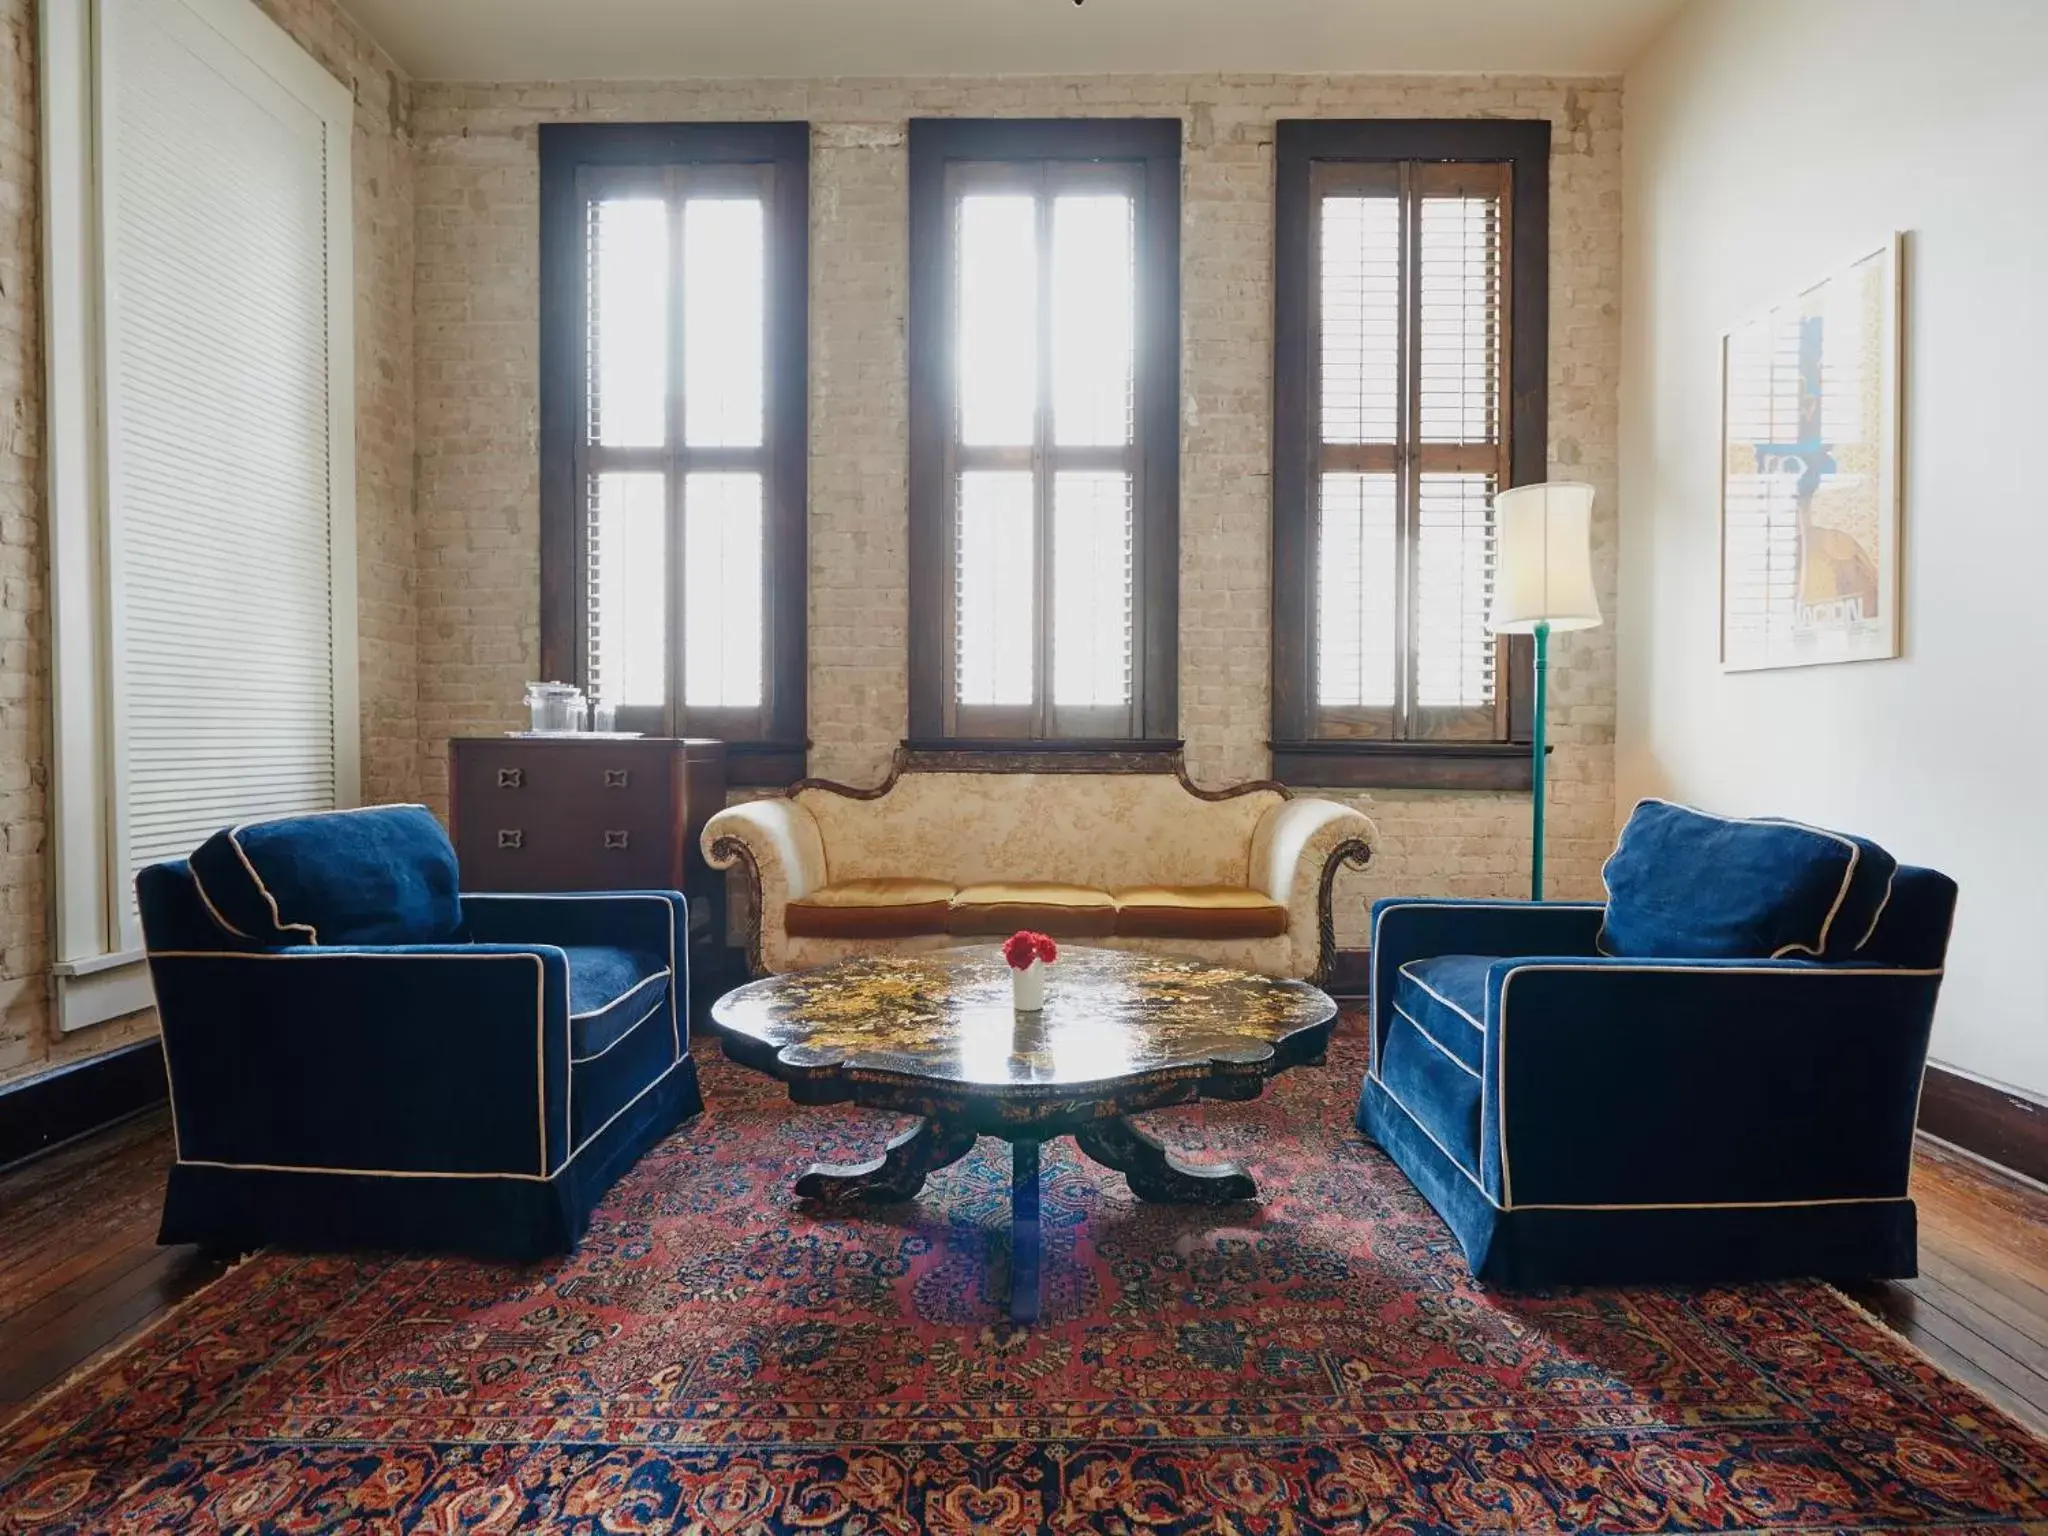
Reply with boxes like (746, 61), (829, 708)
(1011, 958), (1048, 1012)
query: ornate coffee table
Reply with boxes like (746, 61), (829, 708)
(707, 946), (1338, 1323)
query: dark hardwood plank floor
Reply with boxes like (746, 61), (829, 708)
(0, 1110), (2044, 1438)
(1841, 1139), (2048, 1436)
(0, 1109), (229, 1414)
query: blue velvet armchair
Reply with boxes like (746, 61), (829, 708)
(138, 805), (704, 1260)
(1358, 802), (1958, 1287)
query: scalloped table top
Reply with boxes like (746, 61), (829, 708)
(708, 946), (1338, 1096)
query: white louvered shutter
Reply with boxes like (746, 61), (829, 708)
(948, 167), (1140, 736)
(581, 174), (773, 723)
(101, 0), (354, 948)
(1313, 162), (1508, 740)
(1413, 185), (1503, 722)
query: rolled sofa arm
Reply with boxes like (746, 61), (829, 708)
(702, 799), (829, 975)
(1248, 797), (1379, 984)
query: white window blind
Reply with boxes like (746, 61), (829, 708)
(581, 173), (773, 723)
(947, 166), (1139, 737)
(1312, 162), (1509, 741)
(96, 0), (357, 956)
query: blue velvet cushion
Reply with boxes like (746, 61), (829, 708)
(1392, 955), (1490, 1073)
(1378, 954), (1496, 1184)
(1784, 825), (1898, 958)
(189, 804), (463, 947)
(1598, 799), (1897, 960)
(563, 946), (671, 1060)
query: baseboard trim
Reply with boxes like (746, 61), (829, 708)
(0, 1041), (168, 1172)
(1916, 1065), (2048, 1188)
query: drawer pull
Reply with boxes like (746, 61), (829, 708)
(497, 829), (524, 850)
(497, 767), (524, 789)
(603, 829), (631, 851)
(603, 768), (631, 788)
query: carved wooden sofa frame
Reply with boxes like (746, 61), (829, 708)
(703, 747), (1376, 984)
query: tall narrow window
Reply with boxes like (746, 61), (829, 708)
(41, 0), (357, 1027)
(1272, 121), (1549, 790)
(540, 125), (807, 785)
(908, 120), (1180, 750)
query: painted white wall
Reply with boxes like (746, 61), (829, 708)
(1619, 0), (2048, 1100)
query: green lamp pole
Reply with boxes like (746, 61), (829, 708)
(1490, 483), (1600, 905)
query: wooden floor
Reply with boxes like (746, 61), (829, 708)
(0, 1111), (229, 1415)
(1, 1112), (2045, 1438)
(1841, 1139), (2048, 1437)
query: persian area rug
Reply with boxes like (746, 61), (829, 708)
(3, 1038), (2046, 1534)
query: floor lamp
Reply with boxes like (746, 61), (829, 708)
(1491, 482), (1602, 901)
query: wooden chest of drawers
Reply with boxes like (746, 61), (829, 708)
(449, 737), (728, 955)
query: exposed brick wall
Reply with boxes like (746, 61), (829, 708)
(0, 0), (416, 1089)
(0, 2), (49, 1080)
(0, 55), (1623, 1093)
(412, 75), (1622, 944)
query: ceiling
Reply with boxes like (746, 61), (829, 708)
(335, 0), (1689, 82)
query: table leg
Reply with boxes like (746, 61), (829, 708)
(1010, 1139), (1042, 1325)
(1074, 1115), (1257, 1204)
(794, 1118), (976, 1203)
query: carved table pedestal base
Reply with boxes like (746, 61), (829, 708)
(795, 1113), (1257, 1323)
(710, 947), (1337, 1328)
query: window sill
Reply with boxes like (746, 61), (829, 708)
(1270, 739), (1536, 792)
(726, 740), (808, 789)
(900, 738), (1186, 775)
(50, 953), (155, 1032)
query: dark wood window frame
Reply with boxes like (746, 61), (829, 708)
(538, 122), (809, 788)
(1270, 118), (1550, 791)
(906, 117), (1181, 763)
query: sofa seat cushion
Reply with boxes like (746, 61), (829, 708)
(1392, 955), (1494, 1074)
(1600, 799), (1898, 960)
(564, 945), (672, 1061)
(950, 882), (1118, 938)
(189, 804), (462, 948)
(786, 879), (957, 939)
(1114, 886), (1290, 940)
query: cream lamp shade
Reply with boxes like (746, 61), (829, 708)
(1491, 481), (1602, 634)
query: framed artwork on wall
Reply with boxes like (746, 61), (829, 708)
(1719, 235), (1903, 671)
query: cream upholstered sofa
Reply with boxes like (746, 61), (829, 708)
(702, 752), (1378, 982)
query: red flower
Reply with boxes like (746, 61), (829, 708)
(1002, 931), (1057, 969)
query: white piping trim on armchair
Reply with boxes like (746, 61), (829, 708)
(1510, 1194), (1913, 1214)
(1491, 959), (1944, 1211)
(1367, 1071), (1496, 1205)
(1601, 799), (1869, 961)
(570, 998), (667, 1064)
(1396, 963), (1483, 1031)
(569, 969), (669, 1021)
(172, 1057), (692, 1184)
(189, 804), (439, 946)
(463, 892), (685, 1066)
(1366, 900), (1605, 1077)
(148, 947), (557, 1177)
(1391, 1001), (1480, 1080)
(1856, 864), (1899, 951)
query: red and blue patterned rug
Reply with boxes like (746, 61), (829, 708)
(3, 1036), (2046, 1533)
